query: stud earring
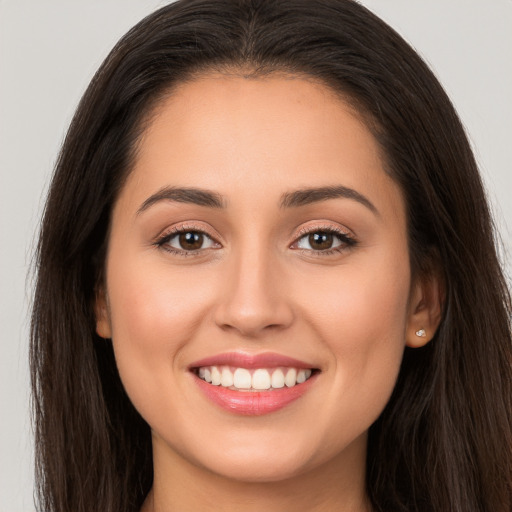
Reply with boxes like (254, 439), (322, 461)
(415, 328), (426, 338)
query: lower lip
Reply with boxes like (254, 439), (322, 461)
(193, 373), (318, 415)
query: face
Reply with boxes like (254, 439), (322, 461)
(96, 75), (433, 484)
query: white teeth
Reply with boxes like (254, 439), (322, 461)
(296, 369), (306, 384)
(271, 369), (285, 388)
(252, 369), (271, 390)
(211, 366), (221, 385)
(221, 367), (234, 387)
(197, 365), (314, 390)
(233, 368), (251, 389)
(285, 368), (297, 387)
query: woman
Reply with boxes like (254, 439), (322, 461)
(30, 0), (512, 511)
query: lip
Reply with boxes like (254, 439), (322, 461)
(189, 351), (319, 415)
(189, 351), (316, 370)
(193, 372), (318, 415)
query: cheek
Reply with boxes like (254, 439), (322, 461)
(300, 251), (410, 344)
(294, 249), (411, 425)
(105, 254), (213, 415)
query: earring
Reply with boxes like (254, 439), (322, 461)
(415, 328), (426, 338)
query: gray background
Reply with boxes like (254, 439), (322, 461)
(1, 1), (511, 510)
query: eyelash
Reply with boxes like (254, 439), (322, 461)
(292, 225), (358, 256)
(154, 223), (358, 257)
(153, 223), (218, 256)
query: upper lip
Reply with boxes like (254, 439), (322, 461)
(189, 351), (317, 370)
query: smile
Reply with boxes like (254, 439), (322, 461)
(189, 352), (320, 415)
(195, 366), (314, 390)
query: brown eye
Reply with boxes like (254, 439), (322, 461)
(178, 231), (204, 250)
(161, 230), (217, 252)
(308, 232), (334, 250)
(295, 229), (354, 253)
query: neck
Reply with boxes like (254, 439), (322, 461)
(141, 434), (372, 512)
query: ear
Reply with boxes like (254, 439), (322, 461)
(405, 271), (444, 348)
(94, 285), (112, 339)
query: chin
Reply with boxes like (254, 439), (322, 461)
(199, 451), (314, 483)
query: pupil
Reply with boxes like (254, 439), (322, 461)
(179, 231), (203, 250)
(309, 232), (333, 250)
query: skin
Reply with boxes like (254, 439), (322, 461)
(95, 75), (441, 512)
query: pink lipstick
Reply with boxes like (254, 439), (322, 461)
(189, 351), (319, 415)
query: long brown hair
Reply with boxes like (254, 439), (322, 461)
(31, 1), (512, 510)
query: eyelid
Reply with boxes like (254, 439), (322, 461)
(289, 222), (358, 253)
(292, 221), (356, 241)
(154, 221), (220, 241)
(153, 221), (222, 254)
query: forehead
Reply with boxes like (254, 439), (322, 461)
(120, 74), (404, 222)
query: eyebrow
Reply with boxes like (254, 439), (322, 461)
(137, 186), (226, 214)
(279, 185), (378, 215)
(137, 184), (378, 216)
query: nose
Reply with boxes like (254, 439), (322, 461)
(213, 246), (294, 338)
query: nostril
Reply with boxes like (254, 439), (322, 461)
(214, 301), (295, 337)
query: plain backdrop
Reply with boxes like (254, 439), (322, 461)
(1, 1), (511, 510)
